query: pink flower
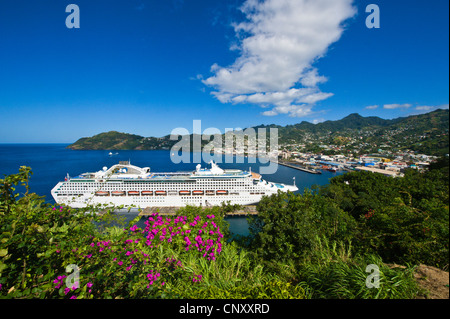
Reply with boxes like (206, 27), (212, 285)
(118, 261), (123, 266)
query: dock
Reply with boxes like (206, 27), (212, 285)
(278, 161), (322, 174)
(138, 205), (258, 217)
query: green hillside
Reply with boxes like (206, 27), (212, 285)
(67, 109), (449, 156)
(68, 131), (145, 150)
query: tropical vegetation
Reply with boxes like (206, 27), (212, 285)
(1, 158), (448, 299)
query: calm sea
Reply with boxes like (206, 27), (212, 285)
(0, 144), (344, 236)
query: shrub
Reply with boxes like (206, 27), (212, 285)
(0, 167), (302, 299)
(297, 237), (419, 299)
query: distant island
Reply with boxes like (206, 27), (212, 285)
(67, 109), (449, 157)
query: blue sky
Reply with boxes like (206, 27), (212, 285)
(0, 0), (448, 143)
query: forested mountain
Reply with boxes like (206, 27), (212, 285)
(67, 109), (449, 156)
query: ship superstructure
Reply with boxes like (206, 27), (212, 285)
(51, 161), (298, 209)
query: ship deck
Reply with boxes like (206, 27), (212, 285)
(70, 170), (251, 182)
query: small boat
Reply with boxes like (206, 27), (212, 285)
(205, 190), (215, 195)
(141, 191), (153, 196)
(328, 167), (338, 172)
(155, 191), (167, 196)
(216, 190), (228, 195)
(179, 190), (191, 195)
(128, 191), (140, 196)
(192, 190), (204, 195)
(111, 191), (125, 196)
(95, 191), (109, 196)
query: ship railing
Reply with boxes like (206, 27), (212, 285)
(150, 172), (192, 176)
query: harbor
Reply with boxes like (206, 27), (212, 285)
(277, 160), (322, 174)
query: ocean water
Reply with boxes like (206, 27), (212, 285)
(0, 144), (344, 236)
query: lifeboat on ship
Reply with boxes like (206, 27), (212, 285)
(141, 191), (153, 196)
(95, 191), (109, 196)
(128, 191), (140, 196)
(216, 190), (228, 195)
(111, 191), (125, 196)
(192, 190), (204, 195)
(155, 191), (167, 196)
(179, 190), (191, 195)
(205, 190), (215, 196)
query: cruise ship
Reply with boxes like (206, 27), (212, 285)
(51, 161), (298, 209)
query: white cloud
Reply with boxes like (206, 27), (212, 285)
(415, 105), (434, 111)
(202, 0), (357, 117)
(300, 69), (328, 87)
(383, 103), (412, 109)
(262, 110), (278, 116)
(365, 105), (379, 110)
(312, 118), (325, 124)
(415, 104), (449, 111)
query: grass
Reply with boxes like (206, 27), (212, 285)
(160, 241), (307, 299)
(295, 236), (420, 299)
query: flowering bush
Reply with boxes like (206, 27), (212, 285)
(0, 167), (307, 299)
(46, 211), (226, 299)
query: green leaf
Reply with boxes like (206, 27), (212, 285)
(0, 248), (8, 257)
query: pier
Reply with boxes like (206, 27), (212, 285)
(138, 205), (258, 217)
(277, 161), (322, 174)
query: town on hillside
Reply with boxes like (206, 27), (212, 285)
(211, 139), (446, 178)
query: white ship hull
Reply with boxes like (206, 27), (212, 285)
(51, 161), (298, 209)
